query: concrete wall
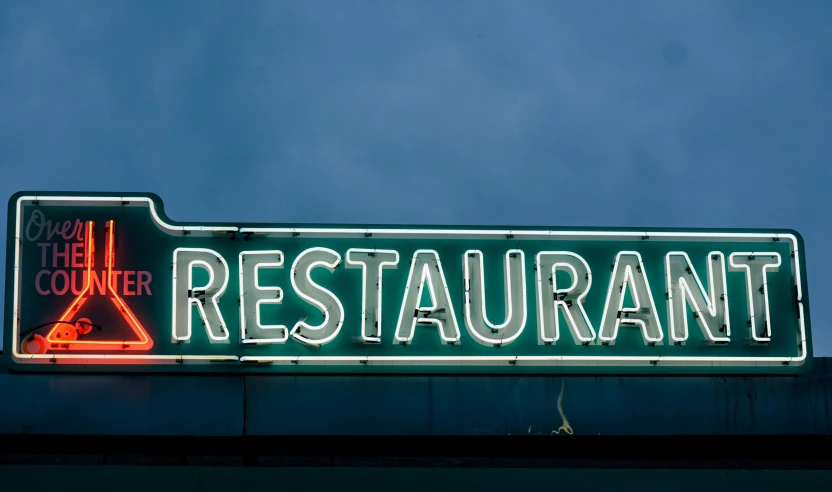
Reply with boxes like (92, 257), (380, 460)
(1, 358), (830, 436)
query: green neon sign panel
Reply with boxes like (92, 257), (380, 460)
(3, 192), (812, 374)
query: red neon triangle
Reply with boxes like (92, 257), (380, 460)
(44, 220), (154, 351)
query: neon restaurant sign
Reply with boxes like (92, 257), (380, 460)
(3, 193), (812, 374)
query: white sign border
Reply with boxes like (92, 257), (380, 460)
(9, 195), (808, 368)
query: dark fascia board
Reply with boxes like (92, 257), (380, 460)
(2, 434), (832, 470)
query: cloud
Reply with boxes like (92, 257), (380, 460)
(1, 0), (830, 352)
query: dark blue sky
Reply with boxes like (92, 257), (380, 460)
(1, 0), (830, 353)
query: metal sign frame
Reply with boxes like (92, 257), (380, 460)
(3, 192), (812, 374)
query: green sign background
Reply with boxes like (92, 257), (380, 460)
(3, 192), (812, 374)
